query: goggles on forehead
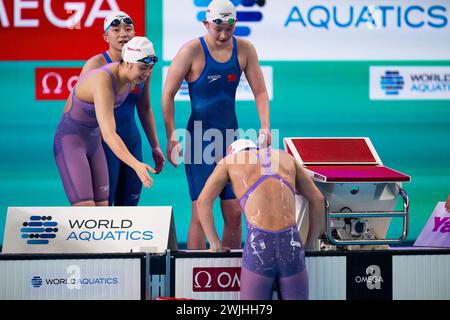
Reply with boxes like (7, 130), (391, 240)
(105, 17), (134, 32)
(210, 17), (236, 25)
(137, 55), (158, 65)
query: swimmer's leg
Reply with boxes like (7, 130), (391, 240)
(239, 267), (275, 300)
(278, 268), (309, 300)
(185, 163), (207, 249)
(54, 131), (95, 205)
(114, 140), (143, 206)
(102, 141), (120, 206)
(115, 161), (142, 206)
(90, 139), (110, 205)
(73, 201), (95, 206)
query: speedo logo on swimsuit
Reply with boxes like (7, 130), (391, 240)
(130, 194), (140, 200)
(208, 75), (222, 83)
(99, 185), (109, 192)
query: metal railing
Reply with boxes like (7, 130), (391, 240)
(325, 189), (409, 246)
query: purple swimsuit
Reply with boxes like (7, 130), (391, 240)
(239, 148), (308, 300)
(53, 65), (130, 205)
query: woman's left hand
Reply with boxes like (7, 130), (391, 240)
(152, 147), (166, 174)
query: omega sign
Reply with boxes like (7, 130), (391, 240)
(36, 68), (82, 100)
(355, 265), (384, 290)
(192, 267), (241, 292)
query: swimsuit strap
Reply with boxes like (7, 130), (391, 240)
(239, 149), (296, 211)
(102, 52), (113, 63)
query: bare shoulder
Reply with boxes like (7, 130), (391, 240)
(235, 37), (255, 53)
(176, 38), (203, 60)
(219, 154), (234, 167)
(277, 149), (293, 158)
(87, 68), (112, 88)
(275, 149), (296, 166)
(82, 54), (107, 73)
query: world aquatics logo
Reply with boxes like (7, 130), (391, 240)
(21, 215), (59, 245)
(380, 70), (404, 95)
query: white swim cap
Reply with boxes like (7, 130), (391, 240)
(206, 0), (237, 24)
(227, 139), (258, 155)
(104, 11), (133, 32)
(121, 37), (158, 65)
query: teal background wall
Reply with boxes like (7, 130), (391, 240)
(0, 1), (449, 247)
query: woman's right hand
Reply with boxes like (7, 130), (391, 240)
(166, 139), (183, 168)
(209, 242), (230, 253)
(304, 240), (319, 252)
(133, 162), (156, 188)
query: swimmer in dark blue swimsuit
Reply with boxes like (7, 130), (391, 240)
(163, 0), (272, 249)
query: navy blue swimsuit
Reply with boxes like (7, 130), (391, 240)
(101, 52), (145, 206)
(184, 36), (241, 201)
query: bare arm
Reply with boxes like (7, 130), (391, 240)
(446, 194), (450, 212)
(137, 75), (165, 173)
(80, 55), (106, 75)
(93, 72), (155, 187)
(295, 161), (325, 251)
(243, 41), (271, 146)
(197, 161), (231, 252)
(162, 45), (194, 166)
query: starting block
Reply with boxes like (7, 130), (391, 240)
(284, 137), (411, 249)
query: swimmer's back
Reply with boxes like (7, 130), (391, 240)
(227, 149), (297, 230)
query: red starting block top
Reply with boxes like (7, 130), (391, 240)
(306, 165), (410, 182)
(284, 137), (411, 183)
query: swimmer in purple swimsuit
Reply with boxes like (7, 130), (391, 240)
(197, 139), (325, 300)
(53, 37), (158, 206)
(71, 11), (165, 206)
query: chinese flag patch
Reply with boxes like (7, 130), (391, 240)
(132, 85), (141, 94)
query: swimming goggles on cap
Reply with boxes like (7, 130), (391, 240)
(106, 17), (134, 32)
(137, 55), (158, 65)
(211, 17), (236, 25)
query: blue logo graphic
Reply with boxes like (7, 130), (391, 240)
(195, 0), (266, 37)
(21, 216), (58, 245)
(380, 71), (404, 95)
(31, 276), (43, 288)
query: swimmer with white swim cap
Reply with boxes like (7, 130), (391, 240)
(61, 11), (165, 206)
(54, 37), (158, 206)
(197, 140), (326, 300)
(163, 0), (272, 249)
